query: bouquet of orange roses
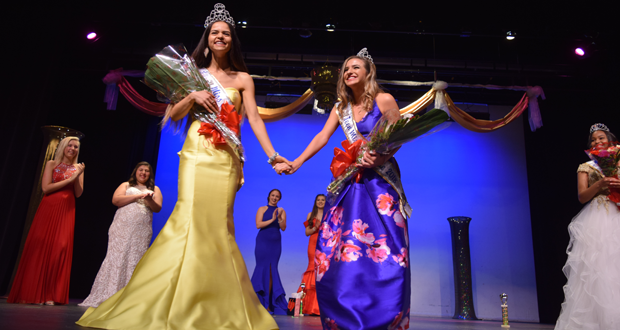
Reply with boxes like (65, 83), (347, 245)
(585, 142), (620, 207)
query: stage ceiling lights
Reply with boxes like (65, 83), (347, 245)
(506, 31), (516, 40)
(86, 32), (99, 42)
(325, 24), (336, 32)
(237, 21), (248, 28)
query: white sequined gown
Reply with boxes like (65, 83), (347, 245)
(79, 185), (154, 307)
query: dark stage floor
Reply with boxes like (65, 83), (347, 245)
(0, 299), (554, 330)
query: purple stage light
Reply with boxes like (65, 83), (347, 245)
(575, 48), (585, 56)
(86, 32), (97, 40)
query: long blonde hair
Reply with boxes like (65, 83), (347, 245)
(54, 136), (80, 164)
(336, 55), (384, 114)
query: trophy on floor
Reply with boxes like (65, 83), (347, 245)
(500, 293), (510, 328)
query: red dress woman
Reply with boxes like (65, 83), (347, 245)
(8, 137), (85, 305)
(295, 194), (325, 315)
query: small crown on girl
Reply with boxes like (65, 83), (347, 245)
(356, 48), (373, 63)
(204, 3), (235, 28)
(590, 123), (610, 134)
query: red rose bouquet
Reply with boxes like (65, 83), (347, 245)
(327, 108), (449, 202)
(585, 142), (620, 207)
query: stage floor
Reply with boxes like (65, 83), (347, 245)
(0, 299), (554, 330)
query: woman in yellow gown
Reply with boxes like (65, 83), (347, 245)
(77, 4), (286, 330)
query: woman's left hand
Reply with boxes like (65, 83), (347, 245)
(358, 150), (390, 168)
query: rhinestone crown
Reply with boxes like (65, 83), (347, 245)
(204, 3), (235, 28)
(356, 47), (373, 64)
(590, 123), (610, 134)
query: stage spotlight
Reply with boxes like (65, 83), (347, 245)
(326, 24), (335, 32)
(236, 21), (247, 28)
(506, 31), (516, 40)
(575, 48), (585, 56)
(86, 32), (99, 42)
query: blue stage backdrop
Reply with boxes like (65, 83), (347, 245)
(153, 105), (538, 322)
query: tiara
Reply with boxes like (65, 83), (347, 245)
(590, 123), (610, 134)
(204, 3), (235, 28)
(357, 47), (373, 63)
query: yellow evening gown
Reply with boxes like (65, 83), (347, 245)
(77, 88), (279, 330)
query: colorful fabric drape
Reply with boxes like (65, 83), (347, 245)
(104, 69), (542, 132)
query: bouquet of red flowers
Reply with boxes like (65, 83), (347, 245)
(585, 142), (620, 207)
(327, 108), (449, 202)
(144, 44), (244, 160)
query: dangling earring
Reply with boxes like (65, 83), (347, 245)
(204, 47), (209, 58)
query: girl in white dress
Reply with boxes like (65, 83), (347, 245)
(555, 123), (620, 329)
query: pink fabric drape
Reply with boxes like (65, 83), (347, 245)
(103, 68), (167, 115)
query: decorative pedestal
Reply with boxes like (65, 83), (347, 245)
(447, 216), (478, 320)
(9, 126), (84, 287)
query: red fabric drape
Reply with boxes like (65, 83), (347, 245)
(117, 76), (168, 116)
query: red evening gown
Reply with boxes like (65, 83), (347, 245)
(296, 218), (320, 315)
(8, 162), (77, 304)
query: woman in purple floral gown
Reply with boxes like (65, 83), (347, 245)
(284, 49), (411, 330)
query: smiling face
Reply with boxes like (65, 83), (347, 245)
(208, 21), (232, 55)
(343, 58), (368, 88)
(268, 190), (281, 206)
(64, 140), (80, 162)
(135, 165), (151, 185)
(591, 130), (609, 148)
(316, 195), (326, 209)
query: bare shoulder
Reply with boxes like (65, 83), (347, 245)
(46, 160), (57, 167)
(306, 212), (312, 220)
(375, 92), (397, 105)
(237, 71), (253, 85)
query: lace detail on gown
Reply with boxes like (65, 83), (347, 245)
(79, 185), (153, 307)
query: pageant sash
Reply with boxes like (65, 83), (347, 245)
(199, 68), (234, 110)
(196, 68), (245, 161)
(335, 102), (413, 218)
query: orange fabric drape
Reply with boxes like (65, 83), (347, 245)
(112, 71), (533, 132)
(444, 92), (529, 133)
(257, 89), (314, 122)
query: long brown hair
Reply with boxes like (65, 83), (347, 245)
(162, 21), (249, 134)
(192, 21), (248, 73)
(309, 194), (326, 225)
(127, 161), (155, 191)
(336, 55), (384, 114)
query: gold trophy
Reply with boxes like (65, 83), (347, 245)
(500, 293), (510, 328)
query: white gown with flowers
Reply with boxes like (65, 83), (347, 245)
(555, 161), (620, 329)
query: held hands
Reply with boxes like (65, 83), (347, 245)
(190, 90), (219, 113)
(274, 158), (302, 175)
(357, 150), (390, 169)
(271, 155), (293, 175)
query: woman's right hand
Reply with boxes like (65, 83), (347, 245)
(190, 90), (219, 113)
